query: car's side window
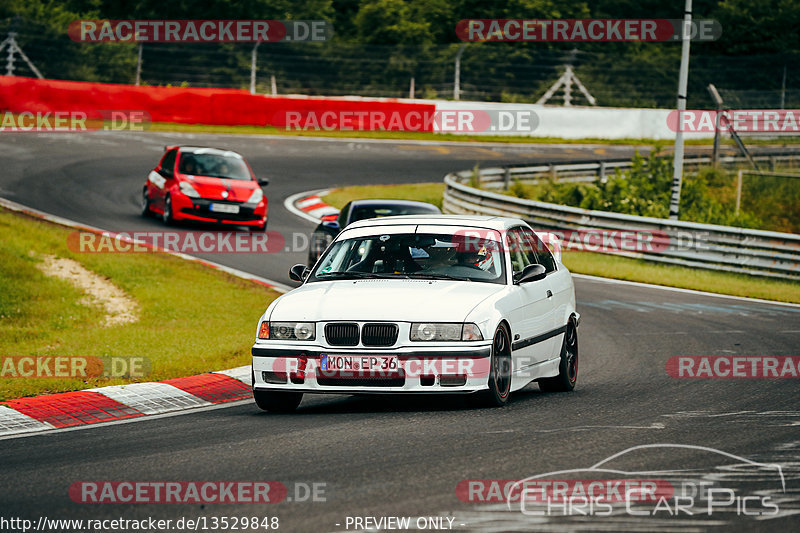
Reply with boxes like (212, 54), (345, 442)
(508, 228), (535, 273)
(160, 149), (177, 175)
(523, 229), (557, 273)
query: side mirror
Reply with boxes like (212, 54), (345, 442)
(321, 220), (340, 231)
(289, 263), (310, 282)
(514, 264), (547, 284)
(257, 178), (269, 186)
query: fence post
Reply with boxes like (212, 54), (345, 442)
(250, 42), (260, 94)
(270, 75), (277, 95)
(599, 161), (606, 182)
(454, 44), (466, 101)
(409, 77), (415, 99)
(135, 43), (142, 86)
(503, 167), (511, 190)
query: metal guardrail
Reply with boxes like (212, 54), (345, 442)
(442, 152), (800, 279)
(472, 152), (800, 189)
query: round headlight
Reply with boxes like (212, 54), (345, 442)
(417, 323), (436, 341)
(295, 324), (314, 340)
(444, 325), (460, 339)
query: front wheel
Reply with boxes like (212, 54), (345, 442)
(253, 390), (303, 413)
(140, 188), (151, 217)
(162, 194), (174, 225)
(539, 320), (578, 392)
(475, 323), (513, 407)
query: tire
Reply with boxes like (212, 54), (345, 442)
(539, 320), (578, 392)
(475, 323), (513, 407)
(140, 188), (151, 217)
(162, 194), (174, 225)
(253, 389), (303, 413)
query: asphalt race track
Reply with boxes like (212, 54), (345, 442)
(0, 132), (798, 532)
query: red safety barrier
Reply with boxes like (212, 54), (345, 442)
(0, 76), (436, 130)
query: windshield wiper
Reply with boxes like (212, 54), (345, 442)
(315, 271), (383, 279)
(406, 273), (472, 281)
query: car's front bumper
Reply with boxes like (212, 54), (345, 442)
(252, 343), (492, 394)
(173, 194), (267, 226)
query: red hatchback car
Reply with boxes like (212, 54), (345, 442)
(142, 146), (269, 230)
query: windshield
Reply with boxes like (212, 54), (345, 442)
(178, 153), (251, 181)
(309, 232), (506, 284)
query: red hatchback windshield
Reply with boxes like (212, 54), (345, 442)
(178, 153), (251, 181)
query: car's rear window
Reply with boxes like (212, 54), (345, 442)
(349, 204), (439, 224)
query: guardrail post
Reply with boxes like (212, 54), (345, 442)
(769, 156), (776, 171)
(736, 169), (744, 215)
(503, 167), (511, 190)
(549, 163), (556, 181)
(598, 161), (606, 183)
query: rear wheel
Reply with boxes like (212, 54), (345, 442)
(539, 320), (578, 392)
(253, 390), (303, 413)
(475, 323), (513, 407)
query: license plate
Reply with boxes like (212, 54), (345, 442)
(210, 203), (239, 214)
(320, 354), (398, 372)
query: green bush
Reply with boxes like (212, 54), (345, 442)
(502, 150), (797, 233)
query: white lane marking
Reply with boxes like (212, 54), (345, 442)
(573, 273), (800, 308)
(214, 365), (252, 385)
(89, 382), (211, 415)
(296, 196), (323, 209)
(307, 206), (339, 218)
(284, 189), (332, 224)
(0, 399), (253, 441)
(142, 130), (615, 150)
(0, 406), (55, 436)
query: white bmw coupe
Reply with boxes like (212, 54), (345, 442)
(251, 215), (579, 412)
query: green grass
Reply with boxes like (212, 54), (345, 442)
(322, 182), (446, 210)
(320, 183), (800, 304)
(562, 252), (800, 303)
(148, 121), (800, 147)
(0, 208), (280, 400)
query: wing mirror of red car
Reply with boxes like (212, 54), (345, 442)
(257, 178), (269, 186)
(289, 264), (310, 282)
(514, 263), (547, 284)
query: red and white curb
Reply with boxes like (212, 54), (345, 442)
(284, 189), (339, 224)
(0, 197), (290, 438)
(0, 367), (253, 437)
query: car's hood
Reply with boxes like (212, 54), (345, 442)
(182, 176), (257, 202)
(270, 279), (501, 322)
